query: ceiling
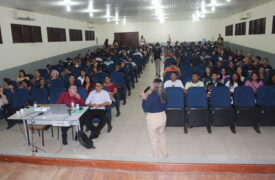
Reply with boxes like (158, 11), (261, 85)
(0, 0), (273, 24)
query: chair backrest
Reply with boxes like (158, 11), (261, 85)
(186, 87), (207, 108)
(233, 87), (255, 107)
(49, 88), (66, 104)
(3, 88), (13, 104)
(165, 87), (184, 108)
(31, 88), (49, 104)
(257, 86), (275, 107)
(12, 89), (30, 108)
(111, 72), (125, 87)
(94, 72), (107, 83)
(50, 79), (65, 88)
(77, 87), (88, 100)
(210, 87), (231, 108)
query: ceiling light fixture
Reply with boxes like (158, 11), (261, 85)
(211, 6), (215, 12)
(88, 0), (93, 18)
(65, 0), (71, 12)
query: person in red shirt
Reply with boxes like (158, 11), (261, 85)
(103, 75), (120, 117)
(56, 84), (85, 145)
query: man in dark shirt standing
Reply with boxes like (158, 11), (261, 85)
(153, 43), (162, 78)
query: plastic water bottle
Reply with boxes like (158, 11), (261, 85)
(34, 101), (37, 108)
(71, 101), (75, 109)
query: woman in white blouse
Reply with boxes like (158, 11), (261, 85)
(225, 73), (242, 94)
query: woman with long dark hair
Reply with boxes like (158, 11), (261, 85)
(225, 73), (242, 94)
(140, 78), (168, 158)
(245, 72), (263, 93)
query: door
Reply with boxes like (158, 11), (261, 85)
(114, 32), (139, 47)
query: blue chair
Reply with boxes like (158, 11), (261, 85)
(257, 86), (275, 126)
(186, 87), (210, 133)
(165, 87), (185, 127)
(94, 72), (106, 83)
(31, 88), (49, 104)
(233, 87), (260, 133)
(50, 80), (65, 88)
(77, 87), (88, 100)
(49, 88), (66, 104)
(3, 88), (13, 105)
(210, 87), (235, 131)
(12, 89), (30, 108)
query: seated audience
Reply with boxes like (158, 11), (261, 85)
(225, 73), (242, 94)
(77, 70), (86, 85)
(18, 79), (31, 90)
(104, 75), (120, 120)
(236, 66), (245, 82)
(218, 67), (230, 84)
(37, 78), (48, 89)
(103, 56), (114, 66)
(258, 67), (266, 81)
(49, 70), (60, 81)
(267, 74), (275, 86)
(184, 73), (204, 94)
(164, 72), (184, 89)
(83, 81), (112, 139)
(163, 62), (181, 77)
(244, 72), (263, 93)
(16, 69), (29, 82)
(3, 78), (14, 92)
(261, 58), (273, 74)
(66, 74), (78, 88)
(31, 70), (41, 85)
(202, 66), (212, 82)
(82, 75), (94, 94)
(206, 72), (223, 95)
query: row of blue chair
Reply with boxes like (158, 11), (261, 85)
(165, 86), (275, 134)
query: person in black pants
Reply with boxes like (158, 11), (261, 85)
(84, 81), (112, 139)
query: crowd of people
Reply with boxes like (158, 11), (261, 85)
(158, 39), (275, 97)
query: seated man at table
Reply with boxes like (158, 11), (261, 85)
(83, 81), (111, 140)
(164, 72), (184, 89)
(56, 84), (85, 145)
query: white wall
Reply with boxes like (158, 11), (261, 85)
(95, 19), (223, 45)
(223, 0), (275, 54)
(0, 5), (97, 71)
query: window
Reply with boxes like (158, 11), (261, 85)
(0, 26), (2, 44)
(235, 22), (246, 36)
(47, 27), (66, 42)
(85, 30), (95, 41)
(11, 24), (42, 43)
(69, 29), (82, 41)
(225, 25), (233, 36)
(272, 16), (275, 34)
(249, 18), (266, 35)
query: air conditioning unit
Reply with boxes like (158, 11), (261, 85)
(239, 12), (251, 21)
(87, 23), (94, 29)
(13, 10), (36, 21)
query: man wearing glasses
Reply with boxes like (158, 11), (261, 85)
(83, 81), (112, 139)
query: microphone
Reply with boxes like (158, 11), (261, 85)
(144, 86), (150, 93)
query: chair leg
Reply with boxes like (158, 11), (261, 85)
(38, 130), (41, 137)
(253, 124), (261, 134)
(57, 127), (59, 140)
(230, 124), (236, 134)
(51, 126), (54, 138)
(71, 126), (74, 140)
(42, 130), (44, 146)
(207, 124), (212, 134)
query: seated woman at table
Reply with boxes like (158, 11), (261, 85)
(56, 84), (85, 145)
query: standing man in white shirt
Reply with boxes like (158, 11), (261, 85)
(84, 81), (112, 139)
(140, 35), (146, 46)
(164, 72), (184, 89)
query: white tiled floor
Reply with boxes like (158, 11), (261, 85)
(1, 61), (275, 164)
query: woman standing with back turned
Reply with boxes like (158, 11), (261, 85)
(140, 78), (168, 158)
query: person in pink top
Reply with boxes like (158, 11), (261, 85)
(245, 72), (263, 93)
(218, 67), (230, 84)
